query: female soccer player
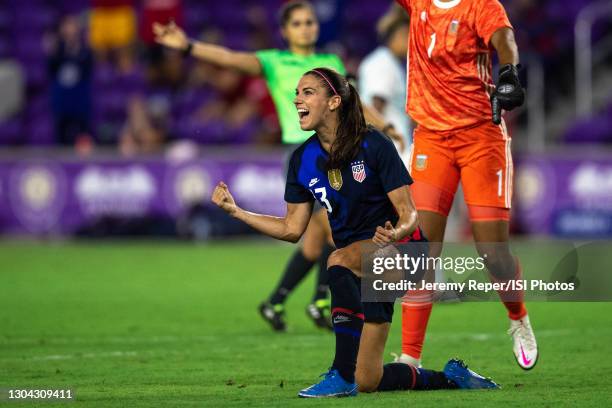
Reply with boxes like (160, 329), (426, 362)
(394, 0), (538, 370)
(212, 67), (498, 397)
(155, 0), (403, 332)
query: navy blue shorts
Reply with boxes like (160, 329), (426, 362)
(363, 301), (394, 323)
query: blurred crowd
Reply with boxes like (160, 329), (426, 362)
(0, 0), (610, 155)
(0, 0), (293, 155)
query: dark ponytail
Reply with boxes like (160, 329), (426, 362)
(305, 67), (368, 170)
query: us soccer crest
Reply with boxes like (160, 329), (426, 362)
(351, 161), (366, 183)
(415, 154), (428, 171)
(328, 169), (343, 191)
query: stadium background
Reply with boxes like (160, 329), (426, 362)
(1, 0), (611, 406)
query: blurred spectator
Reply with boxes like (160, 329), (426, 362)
(139, 0), (184, 85)
(358, 4), (412, 147)
(186, 29), (279, 144)
(140, 0), (184, 45)
(186, 28), (224, 87)
(46, 15), (93, 146)
(244, 5), (275, 51)
(242, 4), (279, 143)
(244, 77), (281, 144)
(1, 0), (609, 149)
(89, 0), (136, 73)
(148, 47), (186, 89)
(119, 95), (167, 156)
(0, 62), (24, 120)
(312, 0), (346, 47)
(190, 67), (257, 133)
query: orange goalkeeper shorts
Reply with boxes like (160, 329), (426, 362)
(408, 120), (513, 220)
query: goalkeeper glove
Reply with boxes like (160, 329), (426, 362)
(491, 64), (524, 125)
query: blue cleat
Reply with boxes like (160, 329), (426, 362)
(298, 369), (358, 398)
(443, 359), (500, 390)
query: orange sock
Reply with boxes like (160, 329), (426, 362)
(401, 290), (433, 359)
(503, 301), (527, 321)
(493, 257), (527, 320)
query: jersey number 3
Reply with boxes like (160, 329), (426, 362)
(314, 187), (333, 213)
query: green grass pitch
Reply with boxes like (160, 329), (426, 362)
(1, 240), (611, 407)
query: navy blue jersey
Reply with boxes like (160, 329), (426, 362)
(285, 128), (413, 248)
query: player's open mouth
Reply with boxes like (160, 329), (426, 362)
(297, 108), (310, 119)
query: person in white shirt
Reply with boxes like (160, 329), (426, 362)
(358, 4), (413, 159)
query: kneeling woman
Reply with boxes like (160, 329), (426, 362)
(211, 67), (498, 397)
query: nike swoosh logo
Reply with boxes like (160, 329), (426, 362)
(309, 178), (319, 187)
(519, 343), (532, 366)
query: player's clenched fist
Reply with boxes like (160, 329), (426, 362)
(153, 21), (189, 51)
(373, 220), (397, 247)
(211, 182), (238, 215)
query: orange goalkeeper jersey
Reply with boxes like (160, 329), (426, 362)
(396, 0), (512, 132)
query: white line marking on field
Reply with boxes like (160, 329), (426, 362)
(426, 328), (574, 342)
(0, 350), (141, 362)
(0, 333), (326, 346)
(0, 335), (218, 346)
(0, 349), (188, 362)
(0, 328), (599, 363)
(35, 351), (139, 361)
(0, 328), (588, 362)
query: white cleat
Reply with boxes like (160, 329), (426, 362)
(508, 314), (538, 370)
(390, 353), (422, 368)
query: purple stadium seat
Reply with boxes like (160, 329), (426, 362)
(350, 2), (384, 22)
(0, 9), (11, 30)
(228, 120), (258, 144)
(172, 89), (214, 117)
(115, 68), (146, 90)
(213, 4), (246, 24)
(22, 62), (47, 89)
(13, 8), (56, 31)
(184, 8), (211, 36)
(95, 90), (128, 121)
(30, 94), (48, 114)
(564, 104), (612, 144)
(0, 38), (11, 57)
(223, 31), (249, 50)
(25, 112), (54, 145)
(59, 0), (88, 14)
(0, 117), (23, 145)
(13, 35), (44, 60)
(93, 63), (115, 87)
(172, 120), (226, 143)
